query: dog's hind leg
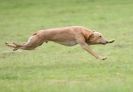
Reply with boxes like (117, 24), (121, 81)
(6, 34), (45, 51)
(17, 35), (45, 50)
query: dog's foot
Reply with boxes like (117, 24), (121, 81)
(5, 42), (19, 51)
(101, 57), (107, 60)
(97, 56), (107, 60)
(13, 48), (18, 51)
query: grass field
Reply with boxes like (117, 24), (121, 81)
(0, 0), (133, 92)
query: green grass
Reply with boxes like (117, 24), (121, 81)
(0, 0), (133, 92)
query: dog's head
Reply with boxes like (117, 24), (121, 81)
(87, 31), (115, 45)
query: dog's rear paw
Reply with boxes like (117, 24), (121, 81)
(13, 48), (18, 51)
(5, 42), (18, 51)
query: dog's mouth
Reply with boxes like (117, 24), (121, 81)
(101, 42), (107, 45)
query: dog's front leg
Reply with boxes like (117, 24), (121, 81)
(76, 36), (106, 60)
(78, 42), (106, 60)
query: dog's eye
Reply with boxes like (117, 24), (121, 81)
(99, 36), (102, 38)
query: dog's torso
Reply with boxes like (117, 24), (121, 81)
(36, 26), (91, 46)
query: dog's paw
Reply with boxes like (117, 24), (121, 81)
(13, 48), (18, 51)
(97, 56), (107, 60)
(101, 57), (107, 60)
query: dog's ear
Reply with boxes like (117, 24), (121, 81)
(87, 32), (94, 41)
(32, 32), (37, 36)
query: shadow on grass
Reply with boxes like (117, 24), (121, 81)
(0, 50), (22, 59)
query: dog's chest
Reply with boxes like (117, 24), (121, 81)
(55, 41), (77, 46)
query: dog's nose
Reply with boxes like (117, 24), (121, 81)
(101, 41), (108, 45)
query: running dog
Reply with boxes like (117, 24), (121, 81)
(6, 26), (115, 60)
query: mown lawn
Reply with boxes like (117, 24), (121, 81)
(0, 0), (133, 92)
